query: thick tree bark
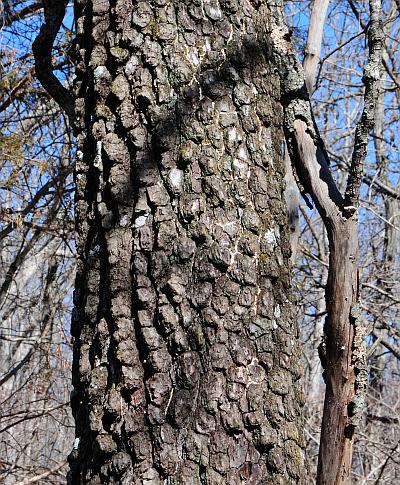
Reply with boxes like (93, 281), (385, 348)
(67, 1), (306, 483)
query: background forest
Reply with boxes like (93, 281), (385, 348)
(0, 0), (399, 483)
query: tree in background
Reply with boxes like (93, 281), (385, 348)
(0, 1), (74, 483)
(287, 0), (400, 482)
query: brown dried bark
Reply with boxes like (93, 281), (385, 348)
(66, 1), (306, 483)
(271, 0), (382, 482)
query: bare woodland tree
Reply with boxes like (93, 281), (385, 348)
(0, 0), (399, 483)
(286, 0), (400, 483)
(0, 1), (74, 482)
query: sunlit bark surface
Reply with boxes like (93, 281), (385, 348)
(68, 1), (306, 483)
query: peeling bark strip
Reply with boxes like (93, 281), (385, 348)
(270, 1), (382, 484)
(67, 1), (306, 483)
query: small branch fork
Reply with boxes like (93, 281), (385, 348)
(32, 0), (75, 126)
(270, 1), (383, 484)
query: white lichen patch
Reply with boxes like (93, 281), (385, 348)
(120, 214), (131, 227)
(270, 25), (292, 54)
(218, 221), (238, 237)
(274, 305), (281, 318)
(93, 140), (102, 169)
(94, 65), (109, 80)
(168, 168), (183, 190)
(191, 199), (200, 213)
(125, 54), (139, 77)
(232, 158), (248, 177)
(237, 146), (249, 160)
(264, 229), (277, 247)
(198, 37), (212, 63)
(246, 357), (266, 388)
(229, 246), (239, 266)
(227, 126), (237, 143)
(207, 4), (222, 20)
(135, 215), (148, 228)
(186, 46), (200, 67)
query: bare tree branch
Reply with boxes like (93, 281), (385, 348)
(284, 0), (330, 264)
(1, 1), (43, 27)
(271, 0), (384, 480)
(0, 164), (73, 242)
(0, 402), (67, 434)
(13, 460), (67, 485)
(0, 262), (58, 387)
(344, 0), (384, 214)
(303, 0), (330, 94)
(32, 0), (75, 125)
(372, 329), (400, 360)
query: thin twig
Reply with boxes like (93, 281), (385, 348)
(13, 460), (67, 485)
(344, 0), (383, 214)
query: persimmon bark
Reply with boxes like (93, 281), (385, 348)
(65, 1), (307, 483)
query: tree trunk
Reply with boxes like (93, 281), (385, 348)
(316, 220), (360, 484)
(68, 1), (306, 483)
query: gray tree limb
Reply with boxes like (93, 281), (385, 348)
(32, 0), (75, 125)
